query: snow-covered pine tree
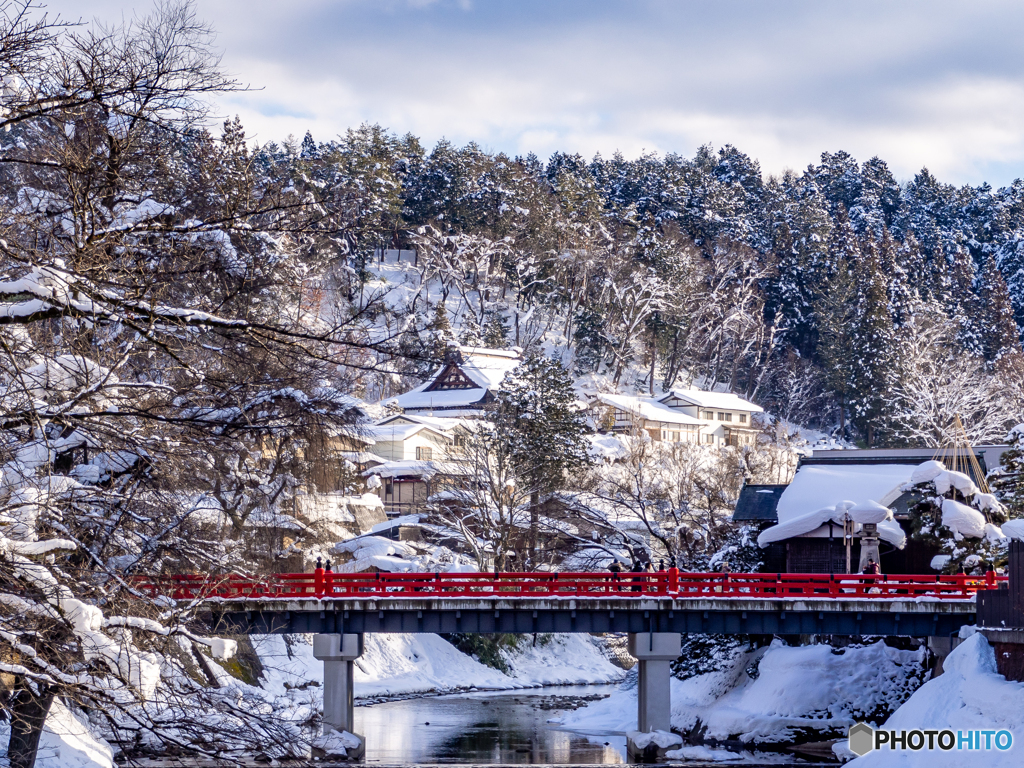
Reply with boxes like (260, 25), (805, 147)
(494, 355), (593, 566)
(992, 425), (1024, 517)
(848, 237), (902, 445)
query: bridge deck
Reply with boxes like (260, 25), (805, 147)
(136, 569), (999, 637)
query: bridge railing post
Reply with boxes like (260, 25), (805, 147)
(668, 567), (678, 595)
(314, 566), (325, 599)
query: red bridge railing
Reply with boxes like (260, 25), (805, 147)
(133, 569), (1006, 602)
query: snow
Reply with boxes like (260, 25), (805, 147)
(1001, 519), (1024, 541)
(501, 634), (625, 685)
(841, 634), (1024, 767)
(588, 433), (630, 460)
(565, 640), (925, 744)
(365, 421), (447, 442)
(331, 535), (420, 572)
(757, 501), (905, 548)
(312, 730), (361, 756)
(849, 500), (892, 524)
(660, 389), (763, 413)
(363, 459), (462, 479)
(626, 729), (682, 749)
(209, 638), (237, 660)
(933, 469), (979, 498)
(252, 632), (625, 707)
(774, 464), (915, 525)
(758, 464), (914, 545)
(910, 460), (946, 485)
(940, 498), (988, 539)
(665, 744), (744, 761)
(594, 393), (705, 426)
(0, 699), (116, 768)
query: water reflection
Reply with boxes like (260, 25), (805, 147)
(357, 685), (626, 764)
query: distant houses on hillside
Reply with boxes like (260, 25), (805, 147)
(592, 389), (763, 446)
(365, 346), (522, 514)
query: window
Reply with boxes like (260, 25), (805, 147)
(671, 431), (680, 442)
(416, 446), (433, 461)
(384, 481), (394, 496)
(453, 434), (466, 451)
(738, 413), (747, 424)
(705, 434), (715, 444)
(700, 410), (714, 420)
(661, 430), (667, 440)
(718, 412), (732, 422)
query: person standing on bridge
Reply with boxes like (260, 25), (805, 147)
(862, 558), (881, 576)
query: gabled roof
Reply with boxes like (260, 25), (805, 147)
(660, 389), (764, 413)
(380, 346), (521, 413)
(594, 393), (705, 426)
(375, 413), (467, 432)
(364, 422), (449, 443)
(774, 463), (915, 525)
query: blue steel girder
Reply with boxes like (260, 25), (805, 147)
(204, 598), (975, 638)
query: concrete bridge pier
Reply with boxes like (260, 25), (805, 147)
(627, 633), (682, 761)
(313, 633), (365, 759)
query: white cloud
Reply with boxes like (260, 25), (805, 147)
(38, 0), (1024, 185)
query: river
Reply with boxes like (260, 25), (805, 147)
(356, 685), (829, 765)
(358, 685), (626, 764)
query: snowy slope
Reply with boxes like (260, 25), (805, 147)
(253, 632), (626, 702)
(563, 640), (926, 743)
(839, 632), (1024, 767)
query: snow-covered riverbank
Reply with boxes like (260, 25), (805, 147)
(836, 631), (1024, 766)
(4, 632), (626, 767)
(255, 631), (627, 700)
(561, 639), (927, 745)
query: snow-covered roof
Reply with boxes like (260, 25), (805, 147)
(756, 463), (916, 547)
(776, 464), (916, 524)
(383, 385), (490, 412)
(595, 393), (705, 426)
(757, 501), (906, 549)
(375, 413), (467, 432)
(459, 348), (521, 389)
(379, 346), (521, 413)
(363, 459), (465, 479)
(660, 389), (764, 413)
(364, 422), (450, 443)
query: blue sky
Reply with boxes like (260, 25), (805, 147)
(42, 0), (1024, 186)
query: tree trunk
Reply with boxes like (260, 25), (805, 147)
(8, 682), (54, 768)
(529, 490), (540, 567)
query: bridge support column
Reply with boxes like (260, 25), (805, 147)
(313, 633), (364, 759)
(627, 633), (681, 762)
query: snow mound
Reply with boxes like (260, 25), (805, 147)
(910, 460), (946, 485)
(1001, 519), (1024, 541)
(665, 744), (744, 761)
(627, 729), (681, 749)
(848, 500), (891, 525)
(843, 634), (1024, 767)
(354, 633), (517, 697)
(0, 699), (116, 768)
(940, 498), (988, 539)
(313, 730), (361, 757)
(933, 469), (979, 498)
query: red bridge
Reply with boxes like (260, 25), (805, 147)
(138, 568), (1003, 602)
(155, 568), (1003, 754)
